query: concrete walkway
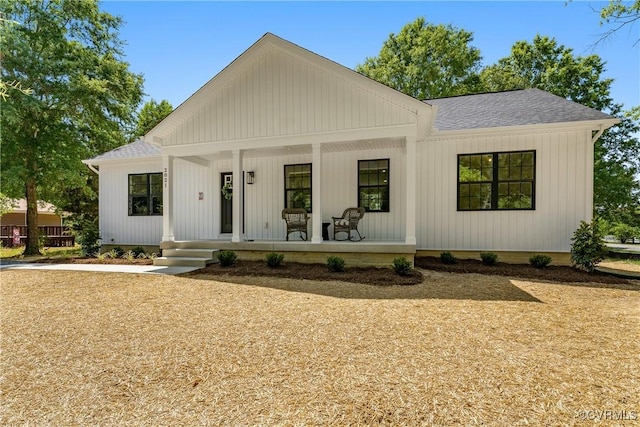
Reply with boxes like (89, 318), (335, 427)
(606, 243), (640, 253)
(0, 260), (198, 275)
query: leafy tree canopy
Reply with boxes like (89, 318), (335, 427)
(479, 35), (613, 110)
(131, 99), (173, 141)
(0, 0), (144, 254)
(599, 0), (640, 44)
(0, 193), (18, 216)
(355, 17), (482, 100)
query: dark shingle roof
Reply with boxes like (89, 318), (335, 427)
(85, 139), (160, 163)
(426, 88), (614, 131)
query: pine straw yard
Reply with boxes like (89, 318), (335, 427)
(1, 269), (638, 426)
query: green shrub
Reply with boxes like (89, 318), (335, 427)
(392, 257), (413, 276)
(38, 229), (48, 250)
(327, 256), (346, 272)
(122, 250), (135, 261)
(529, 254), (552, 269)
(265, 252), (285, 268)
(131, 246), (146, 257)
(571, 219), (606, 272)
(610, 223), (639, 244)
(217, 250), (237, 267)
(440, 251), (457, 265)
(106, 249), (119, 259)
(76, 219), (101, 256)
(112, 246), (124, 258)
(480, 252), (498, 266)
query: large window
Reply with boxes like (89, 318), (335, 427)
(358, 159), (390, 212)
(128, 173), (163, 216)
(458, 150), (535, 211)
(284, 163), (312, 212)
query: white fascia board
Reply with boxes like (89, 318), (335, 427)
(427, 118), (620, 140)
(81, 155), (162, 168)
(161, 124), (418, 157)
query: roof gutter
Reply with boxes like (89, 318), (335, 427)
(428, 118), (620, 140)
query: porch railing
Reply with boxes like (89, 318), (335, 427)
(0, 225), (75, 248)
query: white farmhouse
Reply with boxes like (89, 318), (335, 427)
(84, 34), (618, 266)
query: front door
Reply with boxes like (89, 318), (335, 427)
(220, 173), (233, 233)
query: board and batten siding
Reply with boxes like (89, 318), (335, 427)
(99, 160), (163, 245)
(172, 159), (216, 240)
(163, 47), (418, 146)
(417, 129), (593, 252)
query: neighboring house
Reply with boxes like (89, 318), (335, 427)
(0, 199), (74, 247)
(0, 199), (62, 227)
(84, 33), (618, 265)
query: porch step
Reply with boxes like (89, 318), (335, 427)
(153, 248), (219, 268)
(162, 248), (218, 258)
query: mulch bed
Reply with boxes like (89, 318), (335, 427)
(186, 260), (424, 286)
(185, 257), (637, 287)
(26, 255), (638, 287)
(415, 256), (632, 285)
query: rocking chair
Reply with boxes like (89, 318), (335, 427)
(332, 207), (366, 241)
(282, 208), (309, 241)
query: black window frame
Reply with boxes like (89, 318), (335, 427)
(128, 173), (163, 216)
(358, 158), (390, 213)
(284, 163), (312, 212)
(457, 150), (536, 211)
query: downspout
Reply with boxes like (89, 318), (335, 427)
(588, 124), (606, 222)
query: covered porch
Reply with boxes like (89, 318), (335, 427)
(159, 132), (421, 250)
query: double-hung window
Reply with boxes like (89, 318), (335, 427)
(358, 159), (390, 212)
(128, 173), (163, 216)
(458, 150), (535, 211)
(284, 163), (312, 212)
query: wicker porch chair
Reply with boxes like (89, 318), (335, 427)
(332, 207), (366, 241)
(282, 208), (309, 241)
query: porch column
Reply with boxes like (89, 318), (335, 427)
(311, 143), (323, 243)
(405, 136), (417, 245)
(162, 155), (175, 242)
(231, 149), (244, 243)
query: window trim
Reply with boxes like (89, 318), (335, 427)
(128, 173), (163, 216)
(457, 150), (536, 211)
(358, 158), (390, 213)
(284, 163), (312, 212)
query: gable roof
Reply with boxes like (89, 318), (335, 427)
(426, 88), (617, 132)
(145, 32), (432, 142)
(84, 139), (160, 164)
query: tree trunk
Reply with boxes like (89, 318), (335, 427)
(24, 178), (41, 256)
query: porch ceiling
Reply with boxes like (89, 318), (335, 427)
(190, 137), (406, 161)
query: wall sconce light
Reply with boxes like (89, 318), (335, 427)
(247, 171), (255, 185)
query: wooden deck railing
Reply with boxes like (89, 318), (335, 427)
(0, 225), (75, 248)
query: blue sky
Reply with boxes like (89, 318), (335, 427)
(102, 1), (639, 112)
